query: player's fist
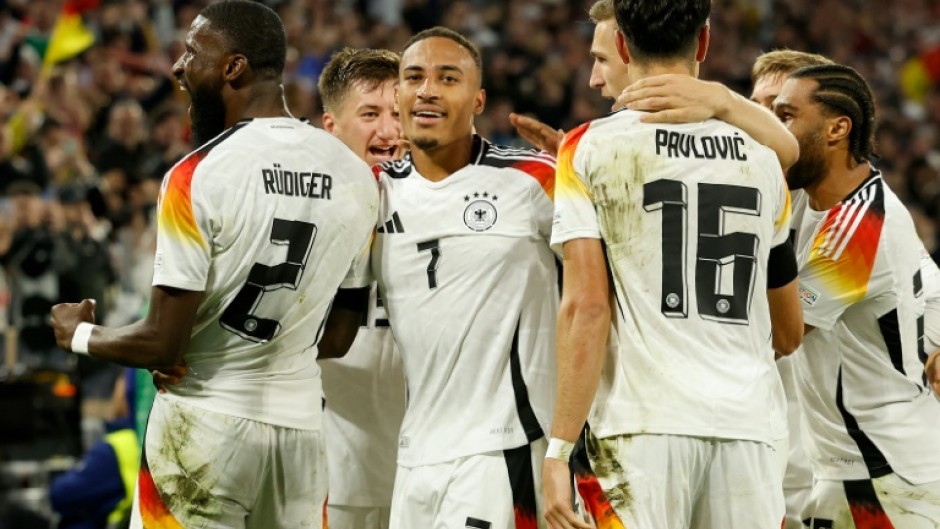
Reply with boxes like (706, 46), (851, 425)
(50, 299), (96, 351)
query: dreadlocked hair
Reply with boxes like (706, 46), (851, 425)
(790, 64), (876, 163)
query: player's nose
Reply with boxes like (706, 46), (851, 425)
(589, 63), (604, 91)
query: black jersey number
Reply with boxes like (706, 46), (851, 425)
(417, 239), (441, 289)
(220, 219), (317, 342)
(643, 181), (760, 325)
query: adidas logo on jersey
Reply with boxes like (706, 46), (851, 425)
(378, 212), (405, 234)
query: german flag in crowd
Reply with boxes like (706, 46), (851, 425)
(43, 0), (100, 67)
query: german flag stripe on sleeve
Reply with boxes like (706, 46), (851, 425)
(556, 122), (593, 202)
(158, 152), (209, 251)
(806, 180), (884, 304)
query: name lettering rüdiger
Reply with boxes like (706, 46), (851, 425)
(262, 163), (332, 199)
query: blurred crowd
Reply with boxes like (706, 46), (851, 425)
(0, 0), (939, 376)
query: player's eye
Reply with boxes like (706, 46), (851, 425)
(404, 73), (421, 81)
(362, 112), (378, 119)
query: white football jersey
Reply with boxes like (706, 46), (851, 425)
(552, 111), (791, 445)
(791, 171), (940, 483)
(373, 136), (558, 467)
(152, 117), (378, 430)
(320, 283), (406, 506)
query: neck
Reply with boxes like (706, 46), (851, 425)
(627, 59), (697, 85)
(410, 133), (476, 182)
(225, 79), (291, 128)
(805, 153), (870, 211)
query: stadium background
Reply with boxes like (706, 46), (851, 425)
(0, 0), (938, 526)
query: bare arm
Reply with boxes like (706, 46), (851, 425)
(615, 75), (799, 169)
(316, 286), (369, 359)
(51, 285), (203, 369)
(544, 238), (609, 529)
(768, 279), (803, 357)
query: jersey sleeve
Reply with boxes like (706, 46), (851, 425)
(152, 153), (216, 291)
(341, 231), (374, 289)
(798, 189), (887, 331)
(920, 247), (940, 351)
(550, 122), (601, 254)
(771, 167), (792, 248)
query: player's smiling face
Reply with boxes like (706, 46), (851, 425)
(324, 79), (402, 167)
(398, 37), (485, 152)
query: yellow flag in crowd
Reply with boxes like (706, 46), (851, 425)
(43, 0), (99, 67)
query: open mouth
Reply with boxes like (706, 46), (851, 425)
(369, 145), (397, 158)
(367, 144), (399, 163)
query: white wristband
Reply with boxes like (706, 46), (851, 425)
(71, 322), (97, 355)
(545, 437), (576, 462)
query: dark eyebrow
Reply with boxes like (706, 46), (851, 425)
(438, 65), (464, 75)
(773, 102), (795, 112)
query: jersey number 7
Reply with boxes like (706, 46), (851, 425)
(220, 218), (317, 342)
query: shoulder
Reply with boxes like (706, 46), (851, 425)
(479, 141), (556, 197)
(814, 174), (886, 263)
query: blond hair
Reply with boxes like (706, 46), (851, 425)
(751, 49), (833, 83)
(588, 0), (615, 23)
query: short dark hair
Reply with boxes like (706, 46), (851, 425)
(200, 0), (286, 80)
(789, 64), (877, 163)
(318, 48), (400, 113)
(614, 0), (711, 63)
(402, 26), (482, 75)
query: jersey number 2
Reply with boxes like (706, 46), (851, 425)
(220, 219), (317, 342)
(643, 180), (760, 325)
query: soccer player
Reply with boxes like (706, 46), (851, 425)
(317, 47), (406, 529)
(510, 0), (798, 172)
(373, 27), (557, 529)
(774, 64), (940, 527)
(50, 2), (378, 528)
(611, 48), (834, 529)
(545, 1), (803, 528)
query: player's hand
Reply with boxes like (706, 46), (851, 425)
(50, 299), (96, 351)
(615, 74), (732, 124)
(152, 363), (188, 393)
(509, 113), (563, 157)
(543, 457), (592, 529)
(926, 348), (940, 396)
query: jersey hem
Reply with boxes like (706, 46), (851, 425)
(152, 275), (207, 292)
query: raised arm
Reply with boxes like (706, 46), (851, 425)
(616, 74), (799, 169)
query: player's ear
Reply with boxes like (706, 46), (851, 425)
(615, 30), (631, 65)
(695, 21), (710, 63)
(826, 115), (852, 145)
(224, 53), (248, 84)
(473, 88), (486, 116)
(322, 112), (335, 133)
